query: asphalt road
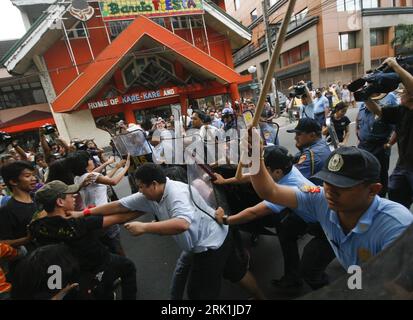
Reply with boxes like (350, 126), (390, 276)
(112, 106), (400, 300)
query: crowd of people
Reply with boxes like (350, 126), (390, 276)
(0, 56), (413, 300)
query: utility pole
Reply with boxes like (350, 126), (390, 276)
(262, 0), (281, 116)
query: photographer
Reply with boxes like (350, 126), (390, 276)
(365, 57), (413, 208)
(294, 81), (314, 120)
(39, 125), (71, 164)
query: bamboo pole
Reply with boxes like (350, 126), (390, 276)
(235, 0), (297, 180)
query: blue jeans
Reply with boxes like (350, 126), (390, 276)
(388, 164), (413, 209)
(170, 251), (193, 300)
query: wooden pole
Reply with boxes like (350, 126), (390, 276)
(235, 0), (297, 179)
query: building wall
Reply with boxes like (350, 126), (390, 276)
(43, 12), (234, 97)
(229, 0), (413, 91)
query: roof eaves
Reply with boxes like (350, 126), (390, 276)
(1, 4), (68, 71)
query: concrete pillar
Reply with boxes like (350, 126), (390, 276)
(33, 55), (111, 147)
(308, 32), (321, 88)
(229, 83), (241, 103)
(362, 20), (372, 73)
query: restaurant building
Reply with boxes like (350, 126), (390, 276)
(2, 0), (251, 147)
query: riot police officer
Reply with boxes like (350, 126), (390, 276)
(287, 118), (331, 185)
(356, 94), (397, 197)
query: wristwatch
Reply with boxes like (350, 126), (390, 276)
(222, 215), (229, 225)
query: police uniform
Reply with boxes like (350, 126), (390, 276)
(287, 118), (331, 185)
(262, 146), (334, 289)
(296, 147), (413, 269)
(294, 138), (331, 186)
(379, 104), (413, 209)
(357, 102), (395, 196)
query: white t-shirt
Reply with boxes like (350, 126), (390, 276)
(119, 178), (228, 253)
(75, 172), (108, 207)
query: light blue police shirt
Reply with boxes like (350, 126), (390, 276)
(295, 189), (413, 269)
(313, 96), (329, 114)
(264, 166), (314, 213)
(300, 103), (315, 119)
(294, 138), (331, 185)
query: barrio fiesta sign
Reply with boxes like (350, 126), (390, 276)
(87, 87), (179, 110)
(99, 0), (204, 20)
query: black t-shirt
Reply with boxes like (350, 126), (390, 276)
(29, 215), (109, 272)
(381, 105), (413, 169)
(0, 198), (37, 240)
(332, 116), (351, 142)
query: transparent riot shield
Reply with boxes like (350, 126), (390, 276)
(111, 129), (154, 193)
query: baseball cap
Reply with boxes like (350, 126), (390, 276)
(287, 118), (321, 134)
(35, 180), (80, 205)
(312, 147), (381, 188)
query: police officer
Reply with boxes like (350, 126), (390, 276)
(356, 94), (397, 197)
(287, 118), (331, 185)
(313, 89), (330, 127)
(364, 57), (413, 208)
(215, 146), (335, 291)
(249, 141), (413, 271)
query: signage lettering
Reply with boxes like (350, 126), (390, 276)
(87, 87), (178, 109)
(100, 0), (203, 21)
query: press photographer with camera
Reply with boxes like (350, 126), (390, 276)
(39, 125), (71, 164)
(365, 57), (413, 208)
(290, 81), (314, 120)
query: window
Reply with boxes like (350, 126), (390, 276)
(339, 32), (357, 51)
(151, 18), (165, 27)
(234, 0), (240, 10)
(337, 0), (361, 12)
(171, 17), (188, 29)
(67, 21), (88, 39)
(362, 0), (379, 8)
(250, 9), (258, 22)
(290, 8), (308, 29)
(108, 20), (133, 39)
(268, 0), (278, 7)
(370, 28), (386, 46)
(123, 61), (138, 87)
(280, 42), (309, 67)
(189, 17), (203, 28)
(122, 57), (175, 87)
(0, 81), (47, 109)
(158, 58), (174, 74)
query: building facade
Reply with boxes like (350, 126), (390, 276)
(225, 0), (413, 98)
(1, 0), (251, 147)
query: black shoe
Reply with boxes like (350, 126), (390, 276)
(271, 276), (303, 290)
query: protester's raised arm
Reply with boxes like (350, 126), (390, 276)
(248, 128), (298, 209)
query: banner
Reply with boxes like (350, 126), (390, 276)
(99, 0), (204, 21)
(87, 87), (179, 110)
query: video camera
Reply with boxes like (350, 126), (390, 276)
(290, 81), (313, 98)
(41, 124), (56, 135)
(0, 131), (13, 154)
(348, 55), (413, 102)
(40, 124), (58, 146)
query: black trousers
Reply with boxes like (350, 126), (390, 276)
(358, 142), (390, 197)
(99, 253), (137, 300)
(186, 231), (247, 300)
(275, 212), (335, 290)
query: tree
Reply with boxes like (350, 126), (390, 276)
(392, 24), (413, 54)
